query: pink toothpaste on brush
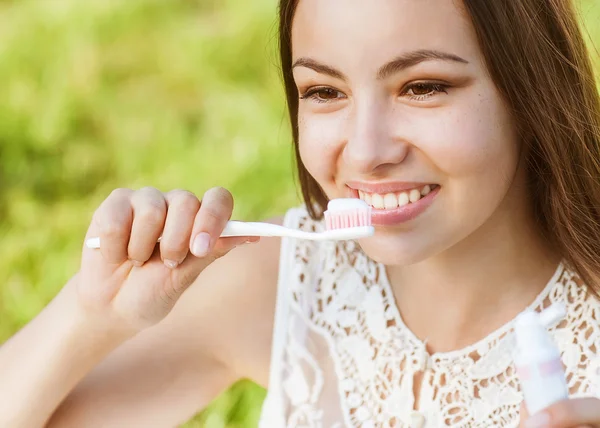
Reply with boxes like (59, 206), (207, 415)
(86, 198), (374, 249)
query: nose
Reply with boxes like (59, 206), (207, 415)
(342, 96), (409, 174)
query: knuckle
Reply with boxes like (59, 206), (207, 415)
(160, 242), (186, 257)
(101, 219), (128, 239)
(201, 189), (233, 219)
(171, 190), (200, 211)
(127, 245), (152, 263)
(169, 188), (194, 199)
(136, 197), (166, 224)
(547, 402), (572, 425)
(146, 192), (166, 209)
(213, 186), (232, 196)
(139, 186), (161, 194)
(109, 187), (132, 200)
(138, 206), (165, 225)
(205, 186), (233, 206)
(201, 205), (224, 225)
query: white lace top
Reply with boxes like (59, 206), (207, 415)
(258, 206), (600, 428)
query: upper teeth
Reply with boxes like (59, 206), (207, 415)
(358, 185), (433, 209)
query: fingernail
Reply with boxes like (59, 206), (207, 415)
(164, 259), (179, 269)
(192, 232), (211, 257)
(132, 260), (144, 267)
(524, 412), (551, 428)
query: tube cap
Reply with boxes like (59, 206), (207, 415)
(514, 303), (566, 352)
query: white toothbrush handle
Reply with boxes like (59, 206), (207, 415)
(220, 220), (302, 238)
(85, 220), (309, 249)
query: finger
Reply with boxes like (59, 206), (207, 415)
(524, 398), (600, 428)
(211, 235), (260, 257)
(128, 187), (167, 266)
(519, 401), (528, 428)
(548, 398), (600, 427)
(160, 190), (201, 268)
(173, 235), (259, 297)
(189, 187), (235, 258)
(88, 188), (134, 264)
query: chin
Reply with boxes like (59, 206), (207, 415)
(357, 234), (432, 266)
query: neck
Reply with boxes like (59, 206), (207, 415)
(385, 185), (561, 354)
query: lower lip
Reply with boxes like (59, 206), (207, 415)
(367, 186), (440, 226)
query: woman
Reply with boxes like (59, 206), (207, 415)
(1, 0), (599, 427)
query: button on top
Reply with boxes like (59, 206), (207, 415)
(409, 410), (426, 428)
(416, 348), (431, 371)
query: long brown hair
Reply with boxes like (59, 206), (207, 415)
(277, 0), (600, 292)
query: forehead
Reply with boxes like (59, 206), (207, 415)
(291, 0), (482, 68)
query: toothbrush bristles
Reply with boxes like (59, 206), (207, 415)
(324, 207), (372, 230)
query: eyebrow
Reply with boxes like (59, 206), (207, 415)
(291, 49), (469, 81)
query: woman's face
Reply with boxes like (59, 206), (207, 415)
(292, 0), (524, 265)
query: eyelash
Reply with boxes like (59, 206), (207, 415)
(299, 87), (343, 103)
(298, 82), (450, 103)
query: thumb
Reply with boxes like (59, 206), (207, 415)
(519, 401), (529, 428)
(169, 235), (259, 295)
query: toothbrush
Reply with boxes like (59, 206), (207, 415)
(85, 198), (374, 249)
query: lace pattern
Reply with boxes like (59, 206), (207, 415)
(259, 206), (600, 428)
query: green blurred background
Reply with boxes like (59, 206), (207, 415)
(0, 0), (597, 426)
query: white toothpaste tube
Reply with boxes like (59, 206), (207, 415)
(513, 303), (569, 416)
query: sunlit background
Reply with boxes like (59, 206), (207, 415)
(0, 0), (598, 426)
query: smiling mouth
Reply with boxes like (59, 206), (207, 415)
(355, 184), (440, 210)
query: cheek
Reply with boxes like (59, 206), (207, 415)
(413, 93), (520, 186)
(298, 112), (346, 188)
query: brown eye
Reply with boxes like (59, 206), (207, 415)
(300, 86), (345, 103)
(410, 83), (439, 96)
(316, 88), (341, 100)
(410, 83), (434, 96)
(403, 82), (449, 101)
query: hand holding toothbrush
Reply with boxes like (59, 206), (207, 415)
(78, 187), (372, 333)
(77, 186), (261, 333)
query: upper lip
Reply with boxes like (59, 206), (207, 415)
(346, 181), (437, 194)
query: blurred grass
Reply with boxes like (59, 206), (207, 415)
(0, 0), (295, 426)
(0, 0), (597, 427)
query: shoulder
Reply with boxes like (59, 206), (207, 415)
(549, 263), (600, 396)
(174, 206), (318, 386)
